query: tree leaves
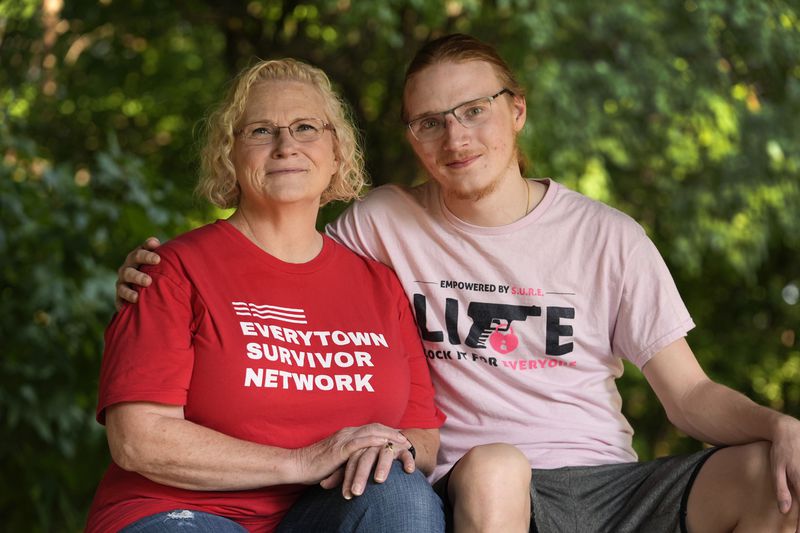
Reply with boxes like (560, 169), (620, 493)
(2, 1), (798, 529)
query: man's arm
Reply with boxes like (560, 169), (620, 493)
(643, 338), (800, 515)
(401, 427), (439, 475)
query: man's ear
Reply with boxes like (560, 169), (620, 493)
(512, 95), (527, 131)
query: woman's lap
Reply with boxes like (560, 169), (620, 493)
(120, 462), (443, 533)
(277, 461), (445, 533)
(120, 509), (248, 532)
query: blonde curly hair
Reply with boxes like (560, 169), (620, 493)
(196, 58), (367, 208)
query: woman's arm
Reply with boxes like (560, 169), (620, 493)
(106, 401), (409, 491)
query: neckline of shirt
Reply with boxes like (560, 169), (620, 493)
(437, 178), (558, 235)
(215, 219), (336, 274)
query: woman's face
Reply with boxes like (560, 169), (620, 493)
(231, 80), (337, 209)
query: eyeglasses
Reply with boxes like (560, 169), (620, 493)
(406, 88), (514, 142)
(236, 118), (335, 145)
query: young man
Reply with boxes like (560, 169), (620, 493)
(118, 34), (800, 532)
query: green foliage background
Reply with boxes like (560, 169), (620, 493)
(2, 0), (799, 530)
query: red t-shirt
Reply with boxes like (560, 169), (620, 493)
(86, 220), (445, 533)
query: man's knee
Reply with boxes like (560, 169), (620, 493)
(451, 443), (532, 491)
(688, 442), (798, 532)
(448, 443), (532, 509)
(715, 441), (775, 496)
(448, 444), (531, 531)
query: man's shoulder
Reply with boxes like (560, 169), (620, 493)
(327, 182), (436, 265)
(331, 182), (434, 233)
(552, 182), (645, 238)
(326, 237), (406, 293)
(356, 182), (432, 213)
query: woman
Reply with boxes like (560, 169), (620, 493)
(86, 59), (445, 533)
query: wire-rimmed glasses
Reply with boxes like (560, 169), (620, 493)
(236, 118), (334, 145)
(406, 88), (514, 142)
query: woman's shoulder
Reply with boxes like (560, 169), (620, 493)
(142, 221), (227, 273)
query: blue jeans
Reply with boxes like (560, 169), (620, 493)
(277, 461), (445, 532)
(120, 509), (247, 532)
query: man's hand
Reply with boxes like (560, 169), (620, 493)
(115, 237), (161, 310)
(770, 416), (800, 529)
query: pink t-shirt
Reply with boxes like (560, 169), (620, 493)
(87, 221), (444, 532)
(328, 179), (694, 481)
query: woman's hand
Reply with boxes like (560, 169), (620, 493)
(319, 441), (416, 499)
(115, 237), (161, 309)
(293, 424), (409, 486)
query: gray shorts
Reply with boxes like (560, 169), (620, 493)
(433, 447), (721, 533)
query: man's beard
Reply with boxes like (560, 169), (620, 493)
(442, 174), (502, 202)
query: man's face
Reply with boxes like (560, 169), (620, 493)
(403, 60), (526, 202)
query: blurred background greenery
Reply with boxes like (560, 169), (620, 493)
(1, 0), (799, 530)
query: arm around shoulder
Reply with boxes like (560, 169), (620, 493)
(115, 237), (162, 308)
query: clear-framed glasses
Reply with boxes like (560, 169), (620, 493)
(406, 88), (514, 142)
(236, 117), (335, 145)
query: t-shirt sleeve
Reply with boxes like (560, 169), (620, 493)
(612, 236), (695, 369)
(96, 255), (196, 424)
(389, 275), (446, 429)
